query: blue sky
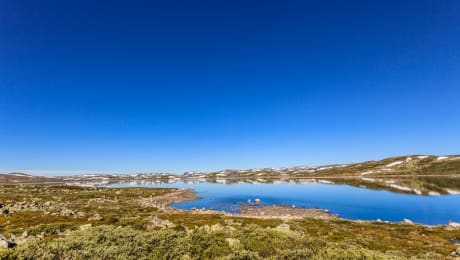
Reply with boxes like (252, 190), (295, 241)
(1, 0), (459, 175)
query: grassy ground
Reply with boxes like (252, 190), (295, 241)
(0, 185), (459, 259)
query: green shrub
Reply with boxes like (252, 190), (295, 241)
(190, 231), (231, 259)
(27, 223), (77, 236)
(220, 250), (261, 260)
(239, 225), (309, 258)
(9, 226), (184, 259)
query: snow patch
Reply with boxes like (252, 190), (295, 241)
(386, 161), (403, 167)
(388, 184), (412, 192)
(382, 168), (394, 172)
(8, 173), (32, 177)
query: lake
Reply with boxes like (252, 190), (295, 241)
(108, 179), (460, 225)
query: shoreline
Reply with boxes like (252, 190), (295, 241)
(138, 188), (447, 225)
(1, 173), (460, 186)
(137, 188), (199, 210)
(137, 188), (339, 220)
(1, 183), (457, 226)
(140, 188), (460, 227)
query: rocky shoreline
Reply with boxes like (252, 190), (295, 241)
(239, 205), (338, 219)
(136, 188), (460, 226)
(137, 188), (339, 220)
(137, 189), (199, 210)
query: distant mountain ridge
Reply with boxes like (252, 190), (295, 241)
(1, 155), (459, 186)
(0, 172), (62, 184)
(202, 154), (460, 179)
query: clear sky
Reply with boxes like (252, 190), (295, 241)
(1, 0), (459, 175)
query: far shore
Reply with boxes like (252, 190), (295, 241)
(134, 188), (455, 226)
(1, 173), (460, 186)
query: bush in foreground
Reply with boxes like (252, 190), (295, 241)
(0, 225), (399, 260)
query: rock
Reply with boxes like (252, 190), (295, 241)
(276, 223), (290, 230)
(150, 216), (175, 228)
(0, 234), (15, 249)
(60, 208), (74, 216)
(254, 198), (261, 204)
(456, 247), (460, 256)
(198, 225), (211, 233)
(0, 239), (8, 248)
(88, 213), (103, 221)
(80, 224), (92, 231)
(162, 220), (175, 228)
(402, 219), (413, 224)
(150, 216), (165, 227)
(226, 238), (240, 249)
(210, 223), (224, 232)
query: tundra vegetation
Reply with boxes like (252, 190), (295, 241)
(0, 185), (459, 259)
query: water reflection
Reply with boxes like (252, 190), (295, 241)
(97, 176), (460, 196)
(108, 178), (460, 225)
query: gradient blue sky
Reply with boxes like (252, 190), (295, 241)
(1, 0), (460, 175)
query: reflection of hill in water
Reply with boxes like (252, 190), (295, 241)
(3, 155), (459, 195)
(271, 177), (457, 196)
(324, 176), (460, 196)
(102, 176), (460, 196)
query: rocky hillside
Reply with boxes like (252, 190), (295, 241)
(0, 172), (179, 186)
(202, 155), (460, 179)
(1, 155), (459, 186)
(0, 173), (63, 184)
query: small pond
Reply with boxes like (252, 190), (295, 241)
(108, 180), (460, 225)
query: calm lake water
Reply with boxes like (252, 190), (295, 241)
(109, 180), (460, 225)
